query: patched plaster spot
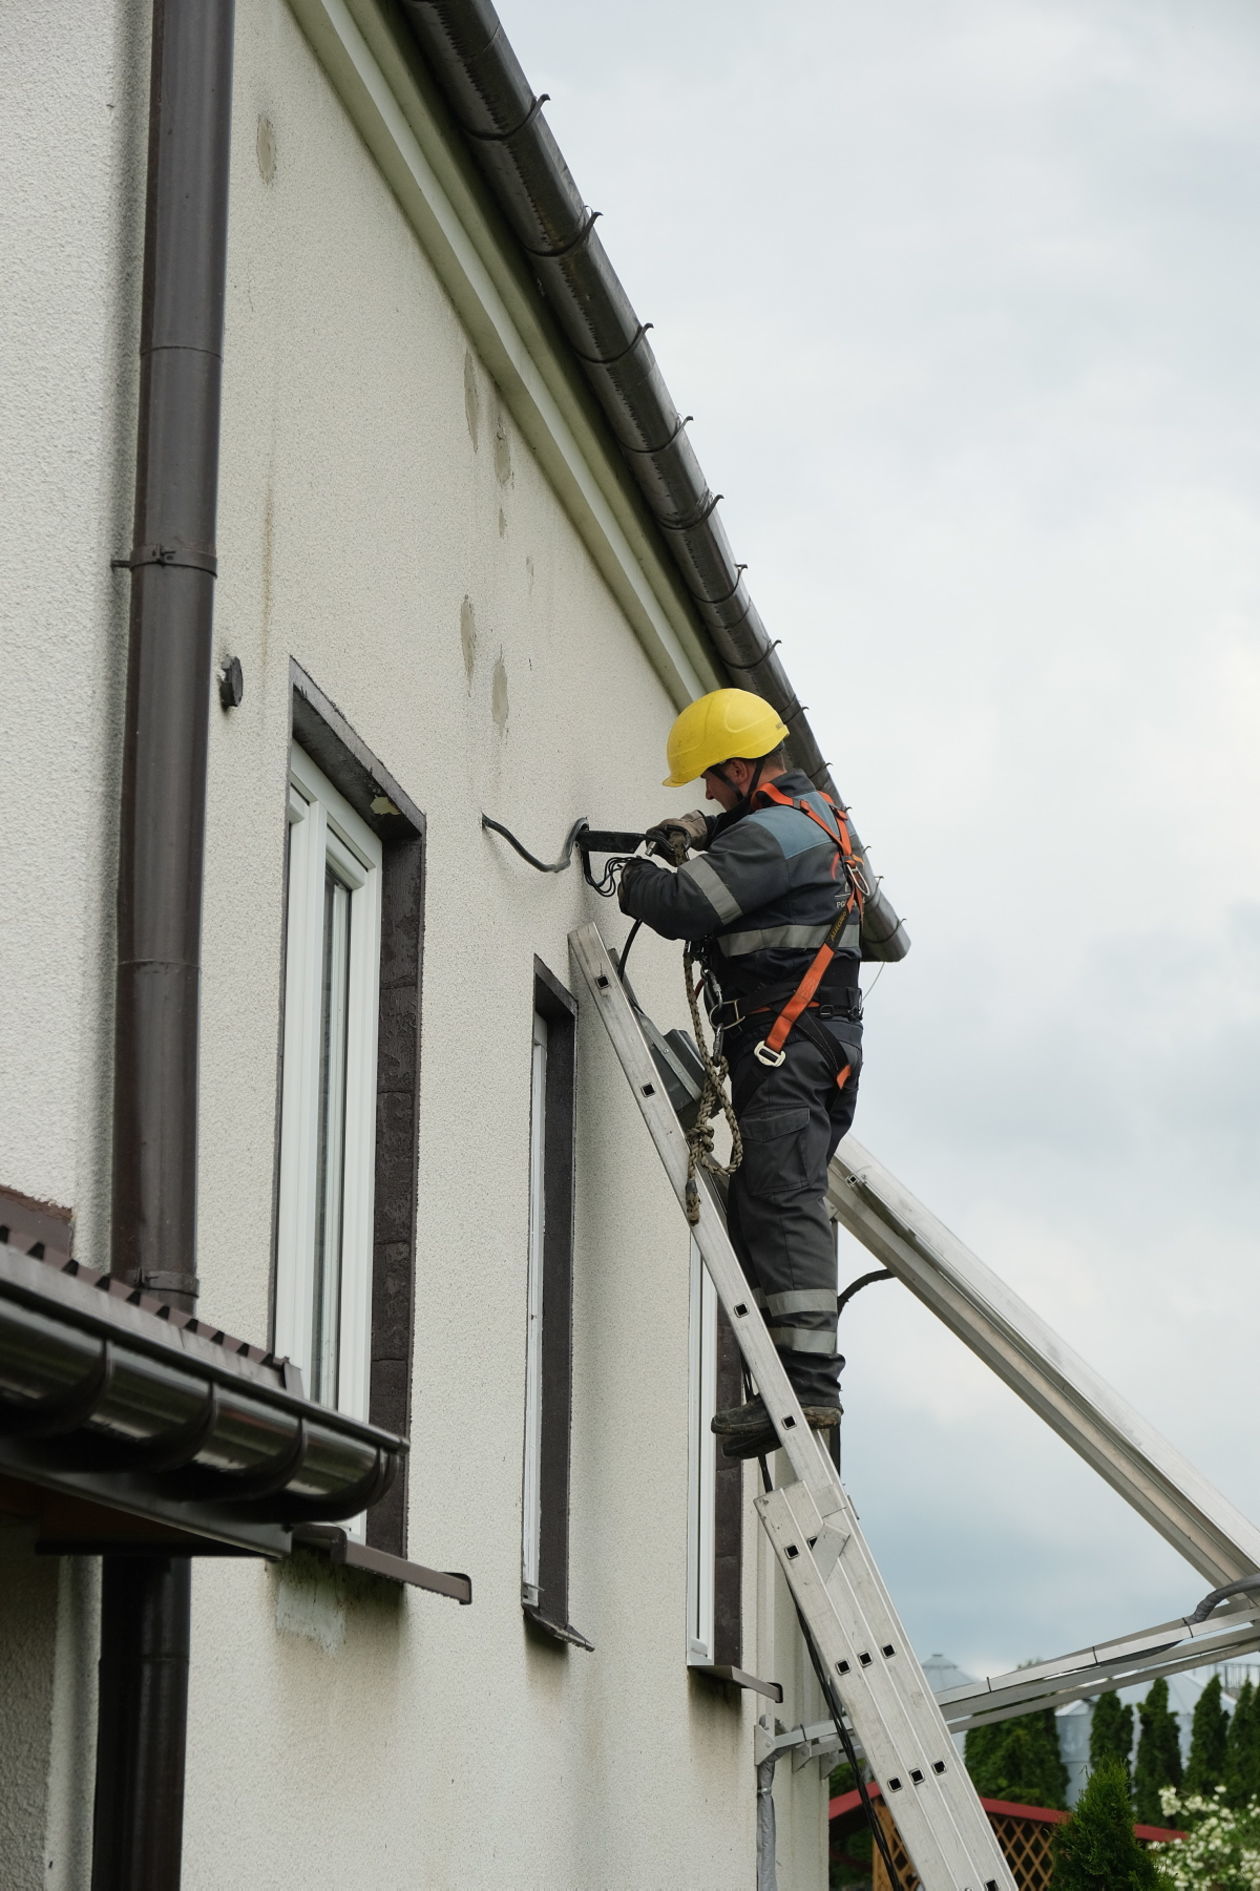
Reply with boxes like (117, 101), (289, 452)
(491, 654), (510, 732)
(261, 481), (275, 642)
(463, 350), (480, 450)
(460, 596), (478, 685)
(274, 1557), (345, 1653)
(256, 115), (277, 184)
(493, 408), (512, 487)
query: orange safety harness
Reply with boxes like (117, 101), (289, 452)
(749, 782), (869, 1081)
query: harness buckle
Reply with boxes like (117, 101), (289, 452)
(753, 1039), (786, 1067)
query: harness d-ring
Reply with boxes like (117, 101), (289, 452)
(754, 1040), (787, 1067)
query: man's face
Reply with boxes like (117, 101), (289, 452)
(702, 762), (743, 811)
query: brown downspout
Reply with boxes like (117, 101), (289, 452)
(95, 4), (235, 1887)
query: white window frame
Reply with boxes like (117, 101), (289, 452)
(275, 743), (382, 1426)
(686, 1238), (719, 1663)
(521, 1009), (548, 1602)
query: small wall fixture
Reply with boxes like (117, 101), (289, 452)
(218, 656), (244, 710)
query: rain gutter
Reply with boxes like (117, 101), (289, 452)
(0, 1241), (403, 1557)
(397, 0), (908, 961)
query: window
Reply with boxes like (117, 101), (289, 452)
(278, 668), (427, 1563)
(276, 744), (382, 1419)
(520, 962), (591, 1649)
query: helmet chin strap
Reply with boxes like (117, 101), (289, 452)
(714, 753), (771, 818)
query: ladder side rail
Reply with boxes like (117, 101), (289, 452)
(571, 925), (1017, 1891)
(759, 1478), (1018, 1886)
(571, 931), (836, 1507)
(587, 976), (1007, 1873)
(828, 1139), (1260, 1586)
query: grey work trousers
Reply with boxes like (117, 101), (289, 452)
(725, 1017), (861, 1408)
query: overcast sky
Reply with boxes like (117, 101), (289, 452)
(505, 0), (1260, 1679)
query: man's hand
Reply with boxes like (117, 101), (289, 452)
(644, 810), (710, 866)
(617, 855), (654, 913)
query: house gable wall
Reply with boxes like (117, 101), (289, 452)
(188, 3), (772, 1886)
(0, 1), (827, 1884)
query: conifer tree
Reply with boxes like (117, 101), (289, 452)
(962, 1718), (1003, 1788)
(1184, 1674), (1229, 1797)
(1133, 1678), (1183, 1826)
(964, 1707), (1069, 1809)
(1090, 1690), (1135, 1780)
(1052, 1757), (1164, 1890)
(1224, 1678), (1260, 1808)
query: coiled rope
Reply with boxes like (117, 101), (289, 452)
(682, 945), (743, 1223)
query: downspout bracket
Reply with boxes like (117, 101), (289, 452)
(111, 543), (219, 576)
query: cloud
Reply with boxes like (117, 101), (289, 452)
(506, 0), (1260, 1667)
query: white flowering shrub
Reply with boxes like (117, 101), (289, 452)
(1150, 1785), (1260, 1891)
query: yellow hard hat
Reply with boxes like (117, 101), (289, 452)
(663, 689), (790, 787)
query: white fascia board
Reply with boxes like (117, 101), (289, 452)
(287, 0), (717, 709)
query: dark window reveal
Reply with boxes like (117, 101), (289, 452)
(521, 961), (591, 1649)
(711, 1309), (744, 1666)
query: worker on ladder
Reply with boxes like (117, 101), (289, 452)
(618, 688), (867, 1461)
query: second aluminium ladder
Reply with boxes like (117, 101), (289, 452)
(570, 922), (1015, 1891)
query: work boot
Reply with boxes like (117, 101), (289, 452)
(710, 1394), (768, 1440)
(711, 1395), (841, 1461)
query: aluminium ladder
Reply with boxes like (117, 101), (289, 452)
(570, 922), (1016, 1891)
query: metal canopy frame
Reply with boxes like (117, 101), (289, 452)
(767, 1598), (1260, 1767)
(827, 1140), (1260, 1586)
(759, 1135), (1260, 1770)
(758, 1097), (1260, 1773)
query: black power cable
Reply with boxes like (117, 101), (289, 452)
(480, 813), (588, 874)
(617, 918), (643, 980)
(837, 1267), (893, 1321)
(1190, 1574), (1260, 1624)
(480, 813), (644, 897)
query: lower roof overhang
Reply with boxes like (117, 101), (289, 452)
(0, 1240), (407, 1559)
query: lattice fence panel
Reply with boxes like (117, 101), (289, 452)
(869, 1799), (1169, 1890)
(870, 1802), (916, 1891)
(988, 1813), (1054, 1890)
(870, 1802), (1056, 1889)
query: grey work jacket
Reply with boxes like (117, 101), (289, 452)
(618, 771), (862, 999)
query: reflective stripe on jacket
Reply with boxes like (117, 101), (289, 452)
(618, 771), (862, 995)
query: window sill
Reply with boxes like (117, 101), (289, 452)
(294, 1525), (471, 1602)
(690, 1662), (782, 1702)
(523, 1601), (594, 1650)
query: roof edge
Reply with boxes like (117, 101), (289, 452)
(396, 0), (908, 960)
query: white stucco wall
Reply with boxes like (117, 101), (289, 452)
(0, 0), (146, 1261)
(0, 4), (149, 1872)
(0, 0), (828, 1885)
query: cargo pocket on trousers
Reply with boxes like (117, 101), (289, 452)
(738, 1105), (812, 1203)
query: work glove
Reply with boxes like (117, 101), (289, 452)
(617, 855), (655, 914)
(644, 810), (710, 865)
